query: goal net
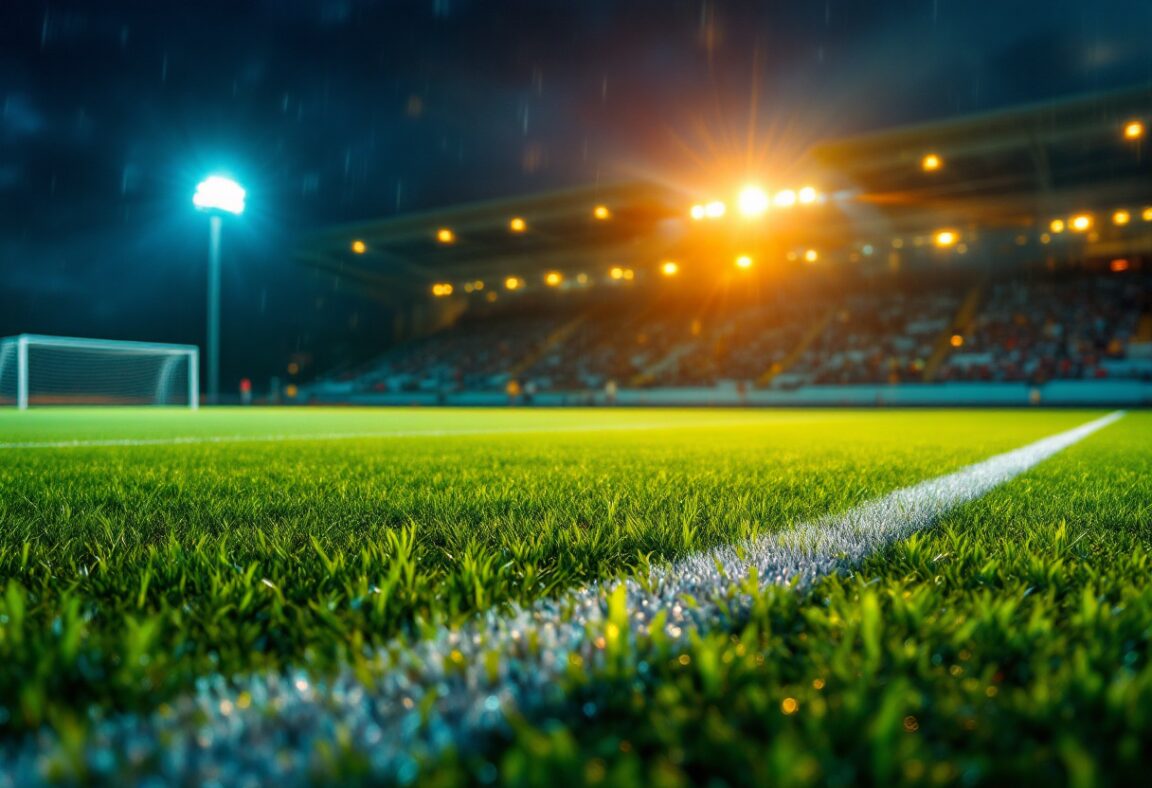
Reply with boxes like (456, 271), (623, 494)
(0, 335), (199, 409)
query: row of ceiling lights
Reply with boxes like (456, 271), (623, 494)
(358, 198), (1151, 260)
(428, 252), (826, 297)
(347, 187), (820, 256)
(352, 118), (1149, 258)
(426, 203), (1151, 298)
(1050, 206), (1152, 234)
(349, 204), (613, 254)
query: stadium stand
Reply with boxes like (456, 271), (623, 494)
(315, 267), (1151, 397)
(785, 290), (961, 386)
(299, 88), (1152, 405)
(938, 274), (1150, 383)
(347, 310), (566, 394)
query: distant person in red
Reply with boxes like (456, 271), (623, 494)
(505, 379), (521, 405)
(239, 378), (252, 406)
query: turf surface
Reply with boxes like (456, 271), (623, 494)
(0, 407), (1145, 784)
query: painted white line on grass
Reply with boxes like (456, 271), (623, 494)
(0, 418), (820, 450)
(0, 411), (1124, 786)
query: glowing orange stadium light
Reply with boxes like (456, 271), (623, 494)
(798, 186), (818, 205)
(704, 200), (726, 218)
(504, 276), (522, 290)
(351, 239), (367, 254)
(1124, 120), (1145, 140)
(1144, 207), (1152, 222)
(1111, 259), (1131, 273)
(735, 255), (753, 270)
(737, 185), (770, 217)
(1113, 210), (1131, 226)
(934, 230), (959, 248)
(623, 268), (635, 280)
(950, 334), (964, 348)
(609, 266), (625, 280)
(803, 249), (818, 263)
(773, 189), (797, 208)
(921, 153), (942, 172)
(431, 282), (453, 297)
(436, 228), (456, 244)
(661, 261), (680, 276)
(576, 272), (589, 284)
(473, 280), (485, 290)
(1049, 218), (1065, 233)
(544, 271), (563, 287)
(1070, 214), (1092, 232)
(509, 217), (527, 233)
(690, 204), (706, 220)
(593, 204), (611, 220)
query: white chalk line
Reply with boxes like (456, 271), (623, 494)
(0, 417), (825, 450)
(0, 411), (1124, 785)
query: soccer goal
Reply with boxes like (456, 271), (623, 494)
(0, 335), (199, 409)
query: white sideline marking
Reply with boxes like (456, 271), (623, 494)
(0, 411), (1124, 785)
(0, 418), (818, 449)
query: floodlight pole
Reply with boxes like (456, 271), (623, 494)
(207, 214), (222, 405)
(194, 175), (245, 405)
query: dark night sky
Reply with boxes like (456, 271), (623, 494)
(1, 0), (1150, 387)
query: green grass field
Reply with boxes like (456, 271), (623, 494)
(0, 407), (1148, 785)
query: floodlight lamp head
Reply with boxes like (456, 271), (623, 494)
(193, 176), (247, 215)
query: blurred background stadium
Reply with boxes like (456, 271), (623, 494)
(299, 87), (1152, 408)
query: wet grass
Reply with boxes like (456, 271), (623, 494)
(0, 407), (1133, 785)
(424, 412), (1151, 787)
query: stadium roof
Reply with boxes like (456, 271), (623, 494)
(812, 84), (1152, 234)
(298, 86), (1152, 298)
(296, 180), (687, 301)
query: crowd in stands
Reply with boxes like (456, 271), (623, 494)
(352, 312), (566, 393)
(521, 308), (676, 390)
(938, 275), (1148, 383)
(322, 268), (1151, 395)
(788, 292), (959, 385)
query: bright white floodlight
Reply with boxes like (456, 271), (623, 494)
(193, 176), (247, 215)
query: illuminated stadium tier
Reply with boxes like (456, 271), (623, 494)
(0, 335), (199, 409)
(298, 87), (1152, 401)
(305, 267), (1152, 402)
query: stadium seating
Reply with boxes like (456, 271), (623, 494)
(322, 269), (1151, 395)
(938, 275), (1149, 383)
(786, 291), (960, 385)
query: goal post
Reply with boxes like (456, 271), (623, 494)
(0, 334), (199, 410)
